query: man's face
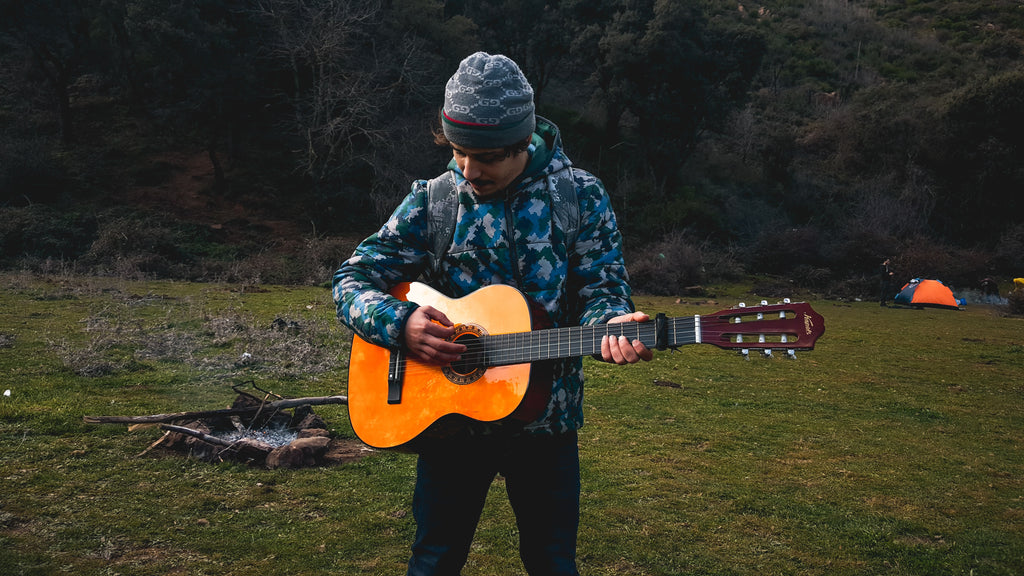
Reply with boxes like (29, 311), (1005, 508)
(451, 143), (528, 198)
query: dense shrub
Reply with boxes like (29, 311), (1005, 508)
(1007, 289), (1024, 316)
(826, 275), (879, 302)
(0, 205), (95, 264)
(628, 233), (705, 296)
(699, 245), (746, 284)
(993, 224), (1024, 273)
(83, 214), (188, 278)
(828, 228), (899, 277)
(893, 236), (991, 289)
(791, 264), (833, 292)
(80, 210), (229, 279)
(300, 236), (361, 286)
(747, 226), (825, 275)
(0, 136), (71, 206)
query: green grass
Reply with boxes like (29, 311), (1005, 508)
(1, 272), (1022, 575)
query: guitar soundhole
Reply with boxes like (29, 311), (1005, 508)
(443, 324), (487, 385)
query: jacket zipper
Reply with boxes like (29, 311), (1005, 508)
(504, 194), (524, 289)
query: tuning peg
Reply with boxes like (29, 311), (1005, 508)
(758, 331), (772, 358)
(787, 349), (797, 359)
(783, 298), (791, 304)
(741, 349), (750, 360)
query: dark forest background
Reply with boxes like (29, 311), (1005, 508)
(2, 0), (1023, 298)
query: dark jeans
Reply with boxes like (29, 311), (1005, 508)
(406, 431), (581, 576)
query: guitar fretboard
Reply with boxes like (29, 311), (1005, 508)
(466, 316), (699, 367)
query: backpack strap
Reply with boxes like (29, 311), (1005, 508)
(425, 172), (459, 280)
(549, 166), (580, 248)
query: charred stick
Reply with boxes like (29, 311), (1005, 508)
(83, 395), (348, 424)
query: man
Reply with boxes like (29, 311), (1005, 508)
(879, 258), (895, 307)
(333, 52), (651, 576)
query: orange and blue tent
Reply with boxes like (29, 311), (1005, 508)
(894, 278), (960, 310)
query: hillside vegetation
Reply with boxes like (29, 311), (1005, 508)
(1, 0), (1022, 296)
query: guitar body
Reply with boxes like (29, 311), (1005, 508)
(347, 283), (536, 449)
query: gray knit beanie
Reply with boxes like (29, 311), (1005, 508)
(442, 52), (536, 149)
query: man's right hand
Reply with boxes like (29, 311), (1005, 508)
(402, 305), (467, 365)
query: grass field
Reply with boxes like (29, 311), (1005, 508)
(1, 272), (1021, 575)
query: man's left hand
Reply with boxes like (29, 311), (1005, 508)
(601, 312), (654, 364)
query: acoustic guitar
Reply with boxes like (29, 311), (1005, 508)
(347, 282), (825, 449)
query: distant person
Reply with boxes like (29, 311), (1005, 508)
(879, 258), (895, 306)
(980, 277), (998, 297)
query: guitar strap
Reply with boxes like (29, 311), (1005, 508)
(425, 167), (580, 281)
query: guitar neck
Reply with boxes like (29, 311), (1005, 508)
(469, 300), (822, 366)
(477, 315), (698, 367)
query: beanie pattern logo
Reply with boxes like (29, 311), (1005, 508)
(442, 52), (536, 148)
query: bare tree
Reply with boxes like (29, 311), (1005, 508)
(1, 0), (100, 145)
(254, 0), (436, 185)
(255, 0), (383, 176)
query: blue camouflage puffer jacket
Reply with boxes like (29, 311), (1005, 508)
(333, 117), (634, 435)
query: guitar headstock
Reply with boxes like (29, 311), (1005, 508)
(701, 299), (825, 359)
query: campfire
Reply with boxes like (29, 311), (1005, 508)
(85, 383), (371, 468)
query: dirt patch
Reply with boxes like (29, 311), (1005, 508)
(115, 151), (309, 253)
(323, 438), (377, 465)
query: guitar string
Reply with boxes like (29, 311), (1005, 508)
(387, 317), (699, 375)
(383, 309), (807, 377)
